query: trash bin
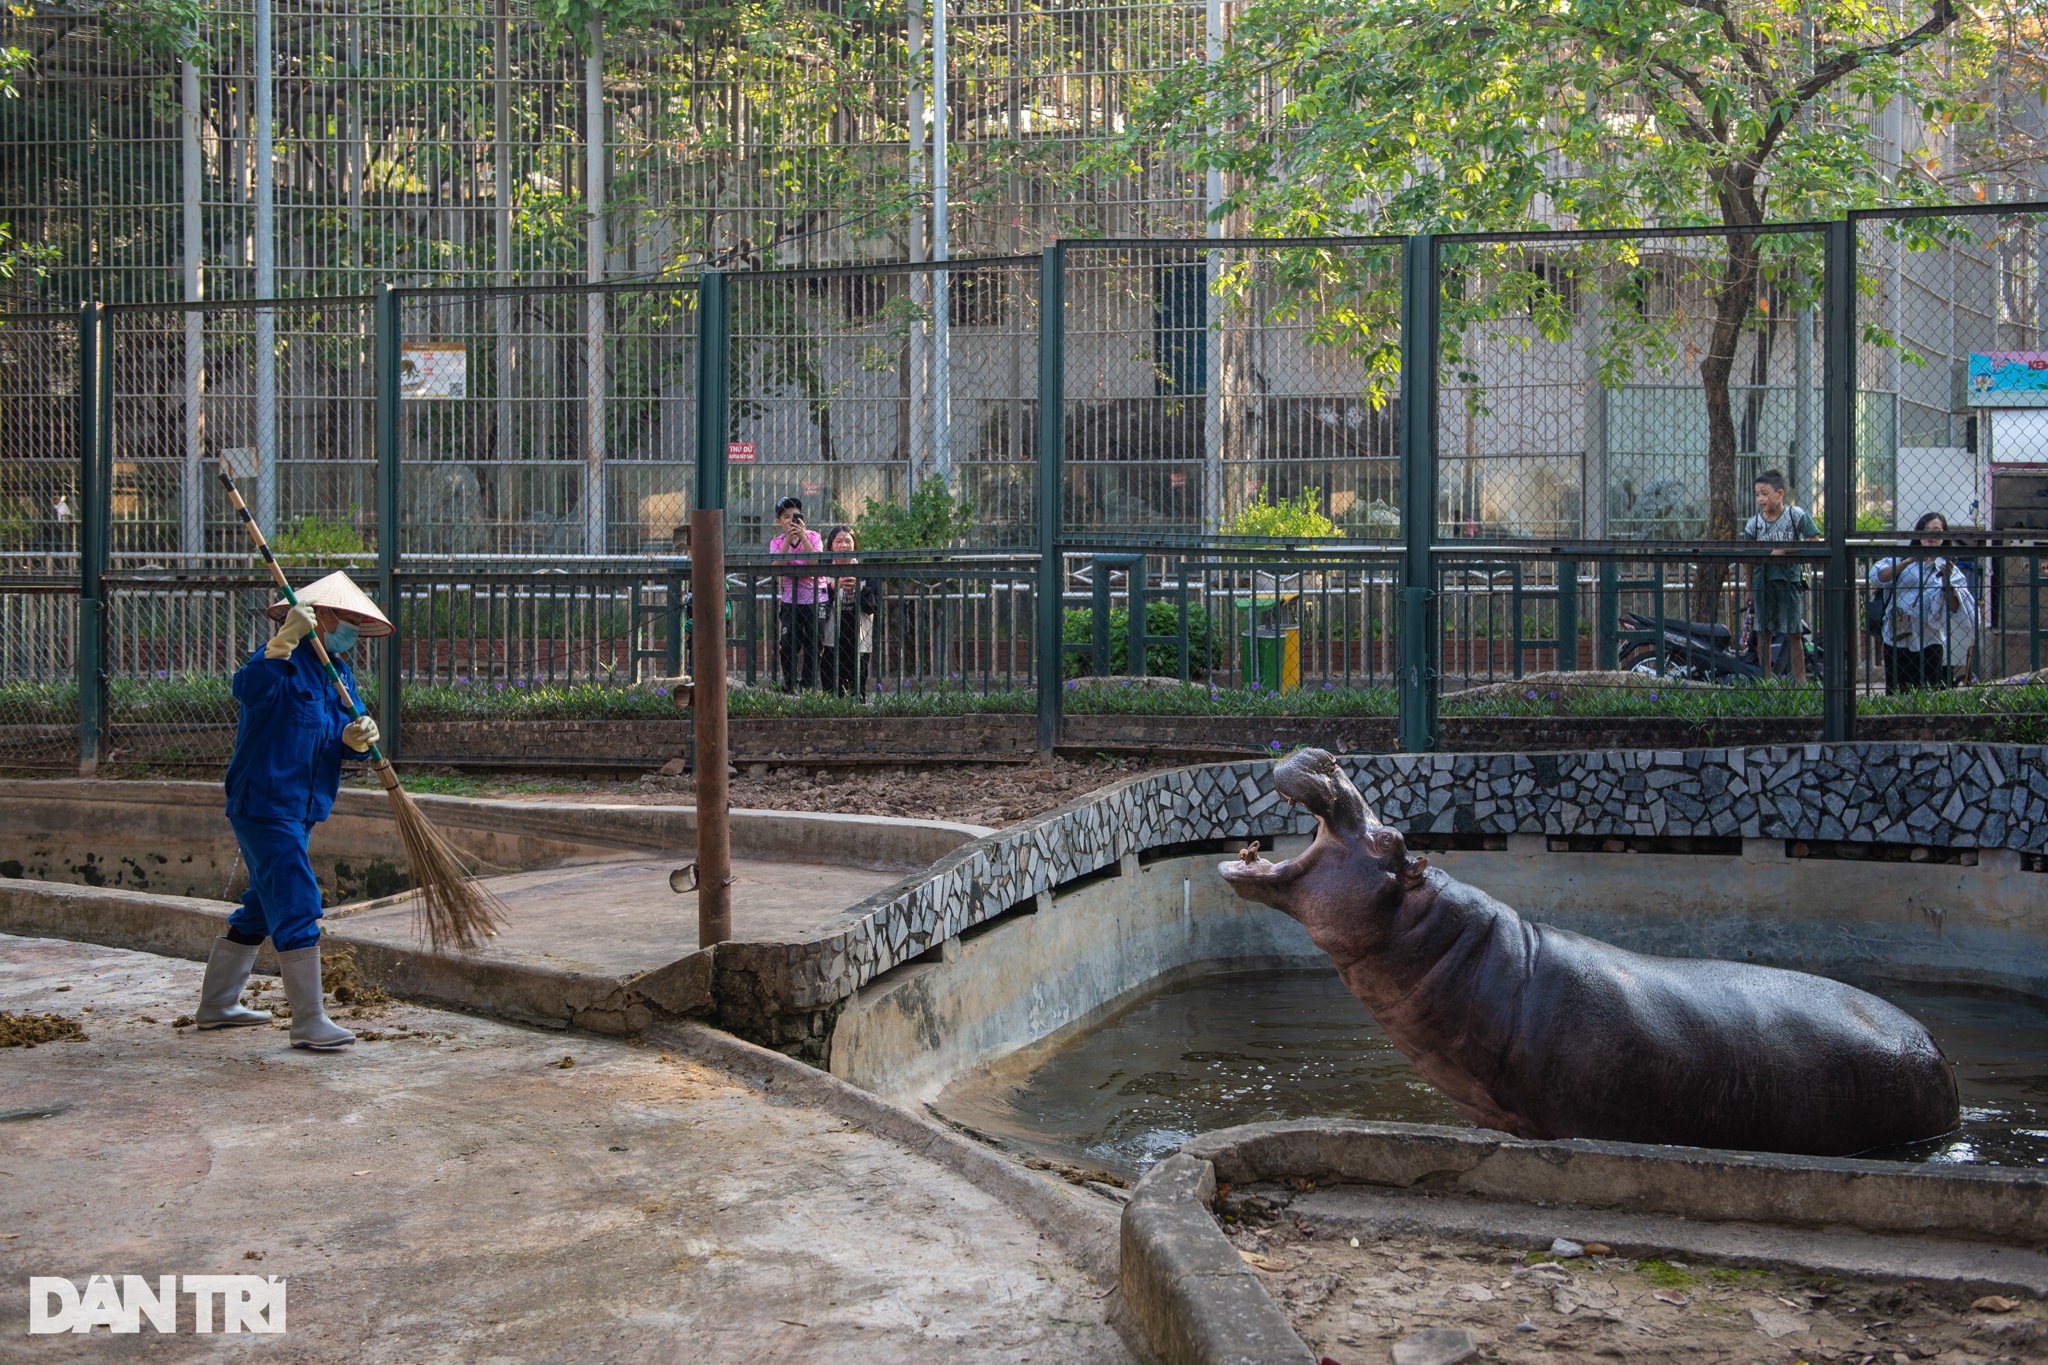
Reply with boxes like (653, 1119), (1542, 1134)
(1241, 625), (1302, 693)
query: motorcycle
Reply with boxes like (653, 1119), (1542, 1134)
(1617, 607), (1821, 683)
(1616, 611), (1760, 683)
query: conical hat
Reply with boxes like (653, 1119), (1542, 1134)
(265, 570), (395, 638)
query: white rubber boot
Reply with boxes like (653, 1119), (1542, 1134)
(194, 937), (274, 1029)
(277, 944), (354, 1051)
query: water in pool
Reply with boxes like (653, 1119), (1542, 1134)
(932, 971), (2048, 1180)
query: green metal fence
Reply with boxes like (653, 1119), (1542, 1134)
(6, 205), (2047, 775)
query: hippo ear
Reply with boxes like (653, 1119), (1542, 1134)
(1374, 826), (1430, 887)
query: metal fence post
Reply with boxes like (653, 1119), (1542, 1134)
(694, 272), (730, 513)
(76, 302), (106, 777)
(1821, 220), (1856, 743)
(375, 282), (403, 760)
(1036, 244), (1066, 752)
(1397, 235), (1438, 753)
(1557, 558), (1579, 671)
(1126, 555), (1147, 678)
(1596, 561), (1620, 670)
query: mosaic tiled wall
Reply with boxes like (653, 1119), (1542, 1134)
(718, 743), (2047, 1016)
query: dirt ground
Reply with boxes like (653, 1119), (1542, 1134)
(0, 932), (1130, 1363)
(377, 752), (1183, 829)
(1227, 1210), (2048, 1365)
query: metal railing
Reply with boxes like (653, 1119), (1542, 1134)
(7, 205), (2045, 773)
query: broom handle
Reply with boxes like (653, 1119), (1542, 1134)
(215, 466), (397, 782)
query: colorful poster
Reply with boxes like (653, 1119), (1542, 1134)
(1968, 352), (2048, 403)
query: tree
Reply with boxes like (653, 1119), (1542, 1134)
(1122, 0), (2000, 553)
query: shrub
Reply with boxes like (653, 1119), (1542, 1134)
(853, 478), (977, 550)
(1063, 599), (1218, 678)
(272, 510), (370, 565)
(1224, 486), (1336, 540)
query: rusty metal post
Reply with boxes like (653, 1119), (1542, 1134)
(690, 508), (732, 946)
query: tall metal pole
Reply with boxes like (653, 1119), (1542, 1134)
(494, 0), (515, 544)
(583, 19), (608, 554)
(77, 302), (105, 777)
(1201, 0), (1223, 535)
(181, 49), (206, 562)
(689, 509), (731, 946)
(1790, 14), (1816, 511)
(1397, 235), (1439, 753)
(375, 282), (403, 760)
(694, 272), (730, 514)
(929, 0), (951, 489)
(906, 6), (929, 488)
(254, 0), (278, 534)
(1035, 246), (1066, 752)
(690, 270), (732, 945)
(1821, 219), (1856, 743)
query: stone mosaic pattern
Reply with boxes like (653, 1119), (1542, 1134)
(723, 743), (2045, 1014)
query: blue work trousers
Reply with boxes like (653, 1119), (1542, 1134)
(227, 813), (325, 952)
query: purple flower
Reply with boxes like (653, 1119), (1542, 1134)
(655, 688), (668, 696)
(1649, 692), (1660, 702)
(1269, 740), (1283, 751)
(1547, 691), (1556, 701)
(1526, 689), (1536, 700)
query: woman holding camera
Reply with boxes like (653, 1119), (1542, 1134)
(1870, 512), (1972, 693)
(819, 524), (879, 697)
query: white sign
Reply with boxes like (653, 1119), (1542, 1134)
(28, 1274), (287, 1334)
(400, 343), (467, 399)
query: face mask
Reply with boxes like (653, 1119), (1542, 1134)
(325, 621), (360, 654)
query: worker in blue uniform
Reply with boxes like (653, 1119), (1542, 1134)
(194, 571), (392, 1051)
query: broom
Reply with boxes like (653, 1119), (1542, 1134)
(215, 462), (506, 953)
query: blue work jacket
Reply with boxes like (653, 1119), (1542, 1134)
(224, 643), (362, 823)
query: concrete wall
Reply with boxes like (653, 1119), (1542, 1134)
(830, 840), (1323, 1100)
(0, 779), (983, 905)
(834, 835), (2048, 1104)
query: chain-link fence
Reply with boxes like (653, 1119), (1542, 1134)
(400, 281), (698, 556)
(1852, 205), (2048, 706)
(0, 313), (82, 568)
(8, 207), (2046, 778)
(1062, 239), (1406, 540)
(1434, 225), (1841, 543)
(726, 258), (1040, 549)
(105, 298), (379, 563)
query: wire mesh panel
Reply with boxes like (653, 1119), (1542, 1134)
(1062, 239), (1405, 539)
(400, 280), (698, 556)
(1851, 204), (2048, 714)
(1857, 208), (2048, 533)
(1436, 226), (1832, 543)
(0, 314), (82, 568)
(726, 259), (1037, 549)
(107, 298), (378, 564)
(0, 0), (1211, 316)
(0, 578), (78, 772)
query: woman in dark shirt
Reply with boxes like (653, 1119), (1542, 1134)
(819, 525), (878, 697)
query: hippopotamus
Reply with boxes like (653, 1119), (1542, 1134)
(1219, 749), (1959, 1157)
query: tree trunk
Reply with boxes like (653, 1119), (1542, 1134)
(1698, 227), (1763, 615)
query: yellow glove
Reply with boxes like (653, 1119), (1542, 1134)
(342, 716), (380, 753)
(264, 605), (318, 660)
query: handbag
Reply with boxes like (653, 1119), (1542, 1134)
(1864, 584), (1890, 637)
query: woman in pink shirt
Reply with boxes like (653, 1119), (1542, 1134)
(770, 497), (826, 689)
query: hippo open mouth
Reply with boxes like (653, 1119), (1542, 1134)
(1218, 748), (1414, 913)
(1211, 748), (1960, 1157)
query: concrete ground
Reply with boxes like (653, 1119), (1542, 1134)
(333, 855), (909, 972)
(0, 933), (1132, 1363)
